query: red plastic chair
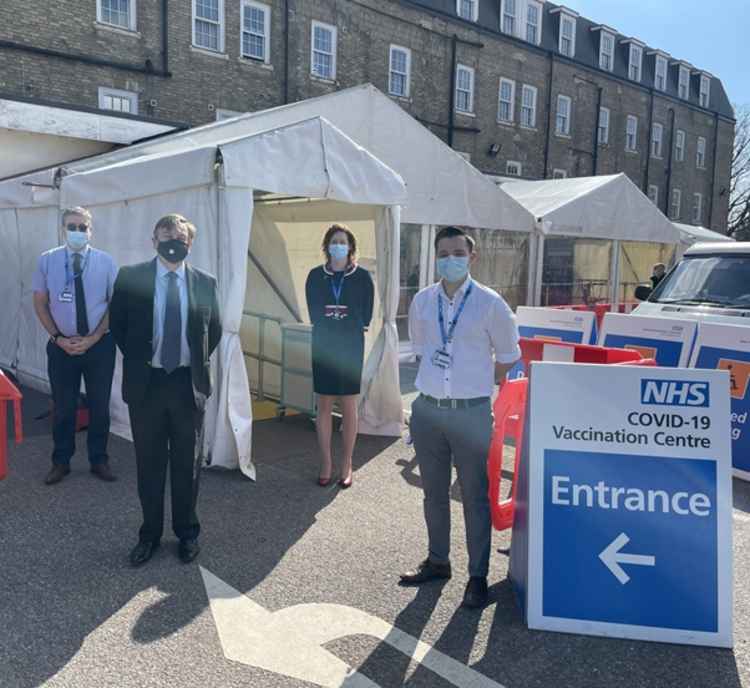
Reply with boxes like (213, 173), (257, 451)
(0, 370), (23, 481)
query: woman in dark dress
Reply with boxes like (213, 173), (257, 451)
(305, 224), (374, 489)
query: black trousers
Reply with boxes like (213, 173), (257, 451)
(47, 333), (116, 466)
(128, 367), (202, 543)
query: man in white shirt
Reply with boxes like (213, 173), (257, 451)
(402, 226), (521, 608)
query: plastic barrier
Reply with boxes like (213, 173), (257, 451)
(554, 303), (638, 329)
(519, 338), (643, 375)
(0, 370), (23, 481)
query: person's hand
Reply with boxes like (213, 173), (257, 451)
(57, 337), (83, 356)
(69, 335), (97, 354)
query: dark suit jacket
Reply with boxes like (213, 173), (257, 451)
(109, 258), (222, 405)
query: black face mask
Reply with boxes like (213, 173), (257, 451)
(157, 239), (189, 263)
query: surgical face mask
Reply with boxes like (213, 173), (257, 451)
(329, 243), (349, 262)
(66, 230), (89, 251)
(157, 238), (189, 263)
(437, 256), (470, 283)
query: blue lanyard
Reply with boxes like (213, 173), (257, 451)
(331, 271), (345, 305)
(64, 250), (90, 288)
(438, 282), (473, 347)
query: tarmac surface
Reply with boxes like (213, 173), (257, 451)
(1, 385), (750, 688)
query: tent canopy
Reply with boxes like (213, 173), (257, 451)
(49, 84), (531, 232)
(502, 173), (681, 243)
(673, 222), (735, 246)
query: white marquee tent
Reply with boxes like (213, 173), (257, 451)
(0, 116), (407, 478)
(674, 222), (735, 257)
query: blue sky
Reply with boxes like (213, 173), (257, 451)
(560, 0), (749, 108)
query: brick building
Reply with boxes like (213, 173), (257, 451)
(0, 0), (735, 231)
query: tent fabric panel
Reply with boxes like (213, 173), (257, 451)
(0, 209), (21, 369)
(0, 169), (58, 209)
(673, 222), (735, 245)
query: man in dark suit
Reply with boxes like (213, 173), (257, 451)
(109, 214), (221, 566)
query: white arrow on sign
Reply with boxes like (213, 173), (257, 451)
(200, 566), (505, 688)
(599, 532), (656, 585)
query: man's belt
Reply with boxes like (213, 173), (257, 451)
(420, 394), (489, 410)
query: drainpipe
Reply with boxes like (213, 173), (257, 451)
(543, 53), (554, 179)
(283, 0), (290, 103)
(448, 35), (458, 148)
(664, 108), (676, 217)
(643, 90), (655, 192)
(708, 112), (720, 228)
(161, 0), (169, 75)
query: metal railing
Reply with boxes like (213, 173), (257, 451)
(242, 310), (283, 402)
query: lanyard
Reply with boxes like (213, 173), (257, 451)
(330, 271), (345, 306)
(438, 282), (473, 347)
(64, 250), (90, 287)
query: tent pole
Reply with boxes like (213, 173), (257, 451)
(247, 250), (303, 323)
(426, 225), (436, 284)
(534, 232), (545, 306)
(610, 239), (621, 311)
(419, 224), (430, 288)
(526, 231), (537, 307)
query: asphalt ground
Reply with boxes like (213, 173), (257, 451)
(1, 386), (749, 688)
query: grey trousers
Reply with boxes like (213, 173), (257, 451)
(410, 395), (494, 578)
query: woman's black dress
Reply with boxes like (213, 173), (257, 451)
(305, 263), (375, 396)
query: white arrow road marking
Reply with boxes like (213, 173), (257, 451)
(599, 533), (656, 585)
(200, 566), (505, 688)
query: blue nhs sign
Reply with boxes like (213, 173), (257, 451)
(641, 379), (710, 407)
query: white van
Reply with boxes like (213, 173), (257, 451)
(633, 241), (750, 326)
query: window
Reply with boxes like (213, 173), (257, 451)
(598, 106), (610, 145)
(651, 123), (663, 158)
(98, 87), (138, 114)
(678, 66), (690, 99)
(654, 55), (668, 91)
(648, 185), (659, 206)
(692, 193), (703, 224)
(670, 188), (681, 219)
(696, 137), (706, 168)
(675, 130), (686, 162)
(216, 108), (245, 121)
(311, 21), (336, 80)
(506, 161), (522, 176)
(556, 95), (571, 136)
(389, 45), (411, 97)
(559, 15), (576, 57)
(526, 2), (541, 44)
(699, 75), (711, 108)
(193, 0), (224, 52)
(599, 31), (614, 72)
(455, 64), (475, 114)
(97, 0), (135, 30)
(457, 0), (478, 21)
(498, 78), (515, 123)
(520, 84), (537, 128)
(502, 0), (516, 34)
(626, 115), (638, 152)
(552, 169), (567, 179)
(241, 1), (270, 62)
(628, 44), (643, 82)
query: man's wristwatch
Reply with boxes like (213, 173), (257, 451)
(50, 333), (61, 344)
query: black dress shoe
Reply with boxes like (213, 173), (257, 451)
(461, 576), (489, 609)
(399, 558), (452, 585)
(44, 465), (70, 485)
(90, 462), (117, 482)
(178, 539), (200, 563)
(129, 540), (160, 567)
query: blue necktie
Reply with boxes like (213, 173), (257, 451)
(161, 272), (181, 374)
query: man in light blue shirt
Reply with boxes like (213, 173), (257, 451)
(32, 207), (118, 485)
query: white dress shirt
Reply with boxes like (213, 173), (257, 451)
(152, 260), (191, 368)
(409, 277), (521, 399)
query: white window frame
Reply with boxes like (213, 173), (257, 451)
(598, 106), (610, 145)
(98, 86), (138, 114)
(498, 77), (516, 123)
(456, 0), (479, 22)
(696, 136), (707, 169)
(97, 0), (136, 31)
(599, 31), (614, 72)
(552, 168), (567, 179)
(654, 55), (668, 92)
(555, 94), (571, 136)
(626, 115), (638, 152)
(678, 65), (690, 100)
(675, 129), (686, 162)
(455, 64), (475, 115)
(559, 15), (576, 58)
(648, 184), (659, 206)
(699, 75), (711, 108)
(628, 44), (643, 82)
(520, 84), (537, 128)
(215, 108), (245, 121)
(506, 160), (522, 176)
(241, 1), (271, 63)
(388, 45), (411, 98)
(501, 0), (516, 35)
(670, 188), (682, 220)
(651, 123), (664, 159)
(692, 193), (703, 224)
(310, 20), (337, 81)
(192, 0), (225, 53)
(526, 1), (542, 45)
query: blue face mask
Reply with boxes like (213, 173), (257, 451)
(66, 230), (89, 251)
(437, 256), (470, 283)
(329, 244), (349, 262)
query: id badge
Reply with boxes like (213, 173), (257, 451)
(58, 291), (73, 303)
(431, 349), (452, 369)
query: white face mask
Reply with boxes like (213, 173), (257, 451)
(66, 230), (89, 251)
